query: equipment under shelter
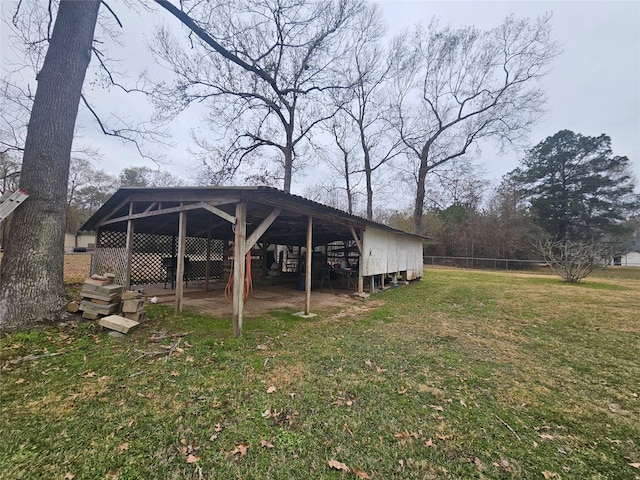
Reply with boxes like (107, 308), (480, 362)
(80, 186), (424, 336)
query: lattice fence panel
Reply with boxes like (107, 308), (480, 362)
(93, 230), (225, 286)
(131, 233), (173, 285)
(185, 237), (225, 280)
(90, 247), (127, 286)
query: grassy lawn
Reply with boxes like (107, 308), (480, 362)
(1, 268), (639, 479)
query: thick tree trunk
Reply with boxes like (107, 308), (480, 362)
(0, 0), (101, 330)
(359, 121), (373, 220)
(412, 156), (429, 235)
(283, 127), (294, 193)
(283, 146), (293, 194)
(363, 147), (373, 221)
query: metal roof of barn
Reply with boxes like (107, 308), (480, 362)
(80, 186), (421, 246)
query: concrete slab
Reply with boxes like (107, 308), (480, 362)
(99, 315), (140, 334)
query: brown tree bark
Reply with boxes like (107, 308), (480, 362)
(0, 0), (101, 330)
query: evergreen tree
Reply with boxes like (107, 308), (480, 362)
(509, 130), (639, 242)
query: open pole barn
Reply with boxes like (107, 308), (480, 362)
(80, 187), (424, 336)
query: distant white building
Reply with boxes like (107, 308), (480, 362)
(64, 233), (95, 253)
(613, 251), (640, 267)
(612, 230), (640, 267)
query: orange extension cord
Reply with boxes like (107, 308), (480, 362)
(224, 251), (253, 303)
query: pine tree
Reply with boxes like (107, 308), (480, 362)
(510, 130), (639, 242)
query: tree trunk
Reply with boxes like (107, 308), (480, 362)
(0, 0), (101, 331)
(283, 145), (293, 193)
(342, 150), (353, 215)
(412, 157), (430, 235)
(361, 133), (373, 221)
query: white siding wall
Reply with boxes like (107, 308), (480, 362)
(621, 251), (640, 267)
(361, 227), (423, 279)
(64, 233), (96, 252)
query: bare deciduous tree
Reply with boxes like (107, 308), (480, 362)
(317, 114), (362, 214)
(537, 237), (610, 283)
(152, 0), (364, 192)
(67, 158), (118, 234)
(118, 165), (183, 188)
(1, 1), (168, 161)
(393, 15), (558, 234)
(329, 5), (404, 219)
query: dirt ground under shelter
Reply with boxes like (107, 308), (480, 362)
(137, 279), (364, 318)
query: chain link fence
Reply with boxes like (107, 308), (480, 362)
(425, 255), (545, 271)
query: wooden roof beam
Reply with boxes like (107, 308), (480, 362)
(244, 208), (282, 255)
(97, 202), (236, 227)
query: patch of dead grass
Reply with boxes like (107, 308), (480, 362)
(267, 361), (306, 388)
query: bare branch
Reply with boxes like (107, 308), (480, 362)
(100, 1), (123, 28)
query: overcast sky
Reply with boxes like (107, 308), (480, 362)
(382, 1), (640, 183)
(2, 0), (639, 198)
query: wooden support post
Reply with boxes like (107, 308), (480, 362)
(205, 226), (212, 291)
(233, 202), (247, 337)
(261, 243), (268, 280)
(174, 207), (187, 315)
(357, 228), (364, 293)
(124, 202), (135, 290)
(305, 215), (313, 315)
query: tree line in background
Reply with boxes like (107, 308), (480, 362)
(0, 0), (635, 328)
(379, 130), (639, 281)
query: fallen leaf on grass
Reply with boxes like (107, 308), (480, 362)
(64, 473), (74, 480)
(459, 399), (467, 407)
(186, 453), (200, 464)
(394, 431), (419, 440)
(169, 371), (180, 377)
(429, 405), (444, 412)
(328, 459), (350, 472)
(186, 355), (194, 363)
(542, 471), (556, 479)
(353, 467), (371, 479)
(80, 371), (97, 378)
(364, 359), (373, 367)
(376, 366), (387, 373)
(424, 438), (434, 447)
(117, 442), (129, 454)
(266, 386), (277, 394)
(228, 443), (248, 457)
(15, 378), (25, 384)
(397, 387), (407, 395)
(538, 433), (554, 440)
(629, 462), (640, 469)
(260, 439), (275, 449)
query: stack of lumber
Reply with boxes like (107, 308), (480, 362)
(79, 277), (123, 320)
(120, 290), (147, 323)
